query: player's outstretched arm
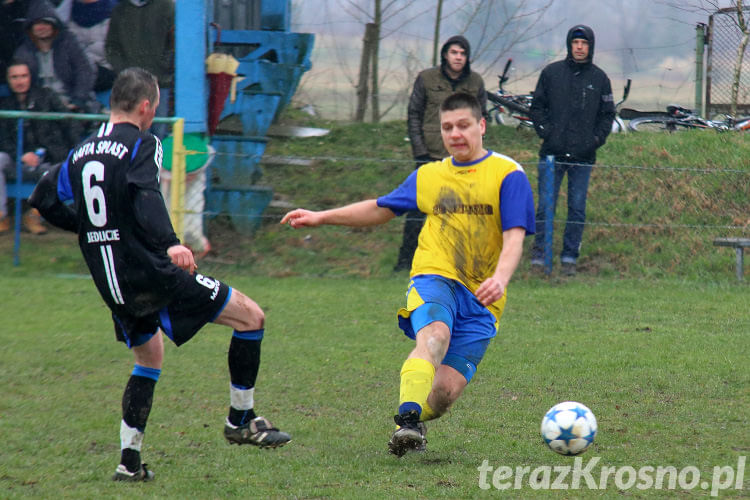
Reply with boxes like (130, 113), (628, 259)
(281, 199), (395, 228)
(475, 227), (526, 306)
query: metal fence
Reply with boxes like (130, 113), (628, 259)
(0, 110), (188, 266)
(707, 6), (750, 116)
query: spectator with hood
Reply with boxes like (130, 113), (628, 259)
(528, 25), (615, 276)
(13, 0), (97, 111)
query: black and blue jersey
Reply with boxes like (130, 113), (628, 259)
(31, 122), (185, 317)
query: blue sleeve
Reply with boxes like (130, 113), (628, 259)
(28, 160), (77, 232)
(376, 170), (419, 216)
(500, 170), (536, 235)
(57, 159), (73, 202)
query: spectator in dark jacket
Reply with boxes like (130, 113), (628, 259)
(394, 35), (488, 272)
(528, 25), (615, 276)
(13, 0), (97, 111)
(0, 59), (81, 233)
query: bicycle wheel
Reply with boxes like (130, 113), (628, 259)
(628, 117), (695, 133)
(489, 107), (505, 125)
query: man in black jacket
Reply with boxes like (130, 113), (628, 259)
(0, 59), (80, 233)
(394, 35), (487, 272)
(528, 25), (615, 275)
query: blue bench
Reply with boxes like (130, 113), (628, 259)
(713, 237), (750, 281)
(6, 180), (36, 200)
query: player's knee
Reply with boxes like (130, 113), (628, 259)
(421, 326), (450, 360)
(238, 294), (265, 330)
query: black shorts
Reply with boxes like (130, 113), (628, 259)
(113, 273), (231, 348)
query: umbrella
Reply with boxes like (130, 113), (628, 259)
(206, 23), (244, 135)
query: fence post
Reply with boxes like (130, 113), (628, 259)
(13, 118), (24, 267)
(695, 23), (706, 117)
(543, 155), (555, 275)
(169, 118), (186, 241)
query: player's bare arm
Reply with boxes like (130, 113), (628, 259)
(474, 227), (526, 306)
(281, 199), (396, 228)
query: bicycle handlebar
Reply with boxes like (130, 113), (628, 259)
(487, 92), (531, 115)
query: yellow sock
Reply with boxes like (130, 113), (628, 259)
(398, 358), (435, 418)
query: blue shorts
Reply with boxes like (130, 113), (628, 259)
(397, 275), (498, 382)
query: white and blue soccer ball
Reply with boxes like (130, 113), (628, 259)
(541, 401), (597, 456)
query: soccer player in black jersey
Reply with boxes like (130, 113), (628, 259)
(29, 67), (291, 482)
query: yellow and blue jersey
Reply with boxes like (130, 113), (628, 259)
(377, 150), (535, 320)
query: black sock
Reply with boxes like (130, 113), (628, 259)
(121, 448), (141, 473)
(122, 375), (156, 430)
(228, 332), (262, 425)
(229, 407), (257, 426)
(120, 374), (156, 471)
(228, 333), (262, 388)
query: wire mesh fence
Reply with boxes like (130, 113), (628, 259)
(707, 7), (750, 116)
(191, 147), (749, 280)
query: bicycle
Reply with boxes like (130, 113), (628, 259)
(624, 104), (750, 132)
(488, 59), (632, 134)
(611, 79), (632, 133)
(487, 59), (534, 129)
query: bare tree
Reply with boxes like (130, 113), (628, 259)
(332, 0), (559, 122)
(343, 0), (430, 121)
(432, 0), (443, 67)
(447, 0), (560, 76)
(371, 0), (382, 121)
(728, 1), (749, 116)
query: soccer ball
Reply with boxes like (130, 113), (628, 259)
(541, 401), (597, 456)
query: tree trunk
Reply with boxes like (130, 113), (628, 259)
(370, 0), (381, 122)
(355, 23), (377, 122)
(730, 1), (748, 116)
(432, 0), (443, 67)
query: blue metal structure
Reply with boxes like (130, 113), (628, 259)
(173, 0), (314, 233)
(542, 156), (555, 275)
(5, 0), (308, 266)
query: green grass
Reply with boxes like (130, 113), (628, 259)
(198, 115), (750, 280)
(1, 274), (748, 498)
(1, 114), (749, 498)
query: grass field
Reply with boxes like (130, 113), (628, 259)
(1, 270), (748, 498)
(1, 113), (748, 497)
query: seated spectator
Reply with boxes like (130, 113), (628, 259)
(0, 59), (81, 234)
(67, 0), (116, 92)
(13, 0), (98, 112)
(106, 0), (174, 138)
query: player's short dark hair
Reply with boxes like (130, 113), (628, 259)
(110, 67), (159, 113)
(440, 92), (482, 121)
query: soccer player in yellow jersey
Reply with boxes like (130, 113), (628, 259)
(281, 92), (535, 456)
